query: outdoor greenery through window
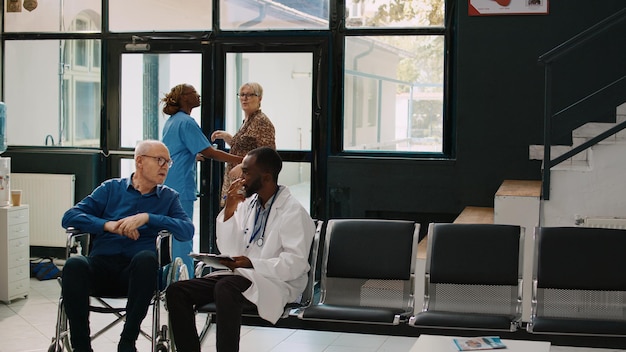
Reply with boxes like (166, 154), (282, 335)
(346, 0), (444, 28)
(343, 0), (445, 153)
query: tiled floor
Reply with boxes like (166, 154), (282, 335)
(1, 278), (625, 352)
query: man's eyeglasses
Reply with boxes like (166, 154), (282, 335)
(237, 93), (258, 99)
(141, 155), (173, 168)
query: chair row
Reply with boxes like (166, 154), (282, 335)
(410, 223), (626, 337)
(196, 220), (626, 339)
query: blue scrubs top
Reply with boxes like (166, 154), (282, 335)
(162, 111), (211, 202)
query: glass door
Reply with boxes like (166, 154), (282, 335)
(202, 42), (327, 252)
(108, 39), (207, 254)
(224, 52), (314, 211)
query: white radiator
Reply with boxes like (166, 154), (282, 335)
(583, 217), (626, 230)
(11, 173), (75, 247)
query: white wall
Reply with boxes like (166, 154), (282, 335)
(541, 142), (626, 227)
(541, 104), (626, 226)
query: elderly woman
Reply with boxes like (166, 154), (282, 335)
(211, 82), (276, 205)
(161, 83), (242, 277)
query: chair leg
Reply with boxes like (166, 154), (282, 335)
(197, 313), (215, 345)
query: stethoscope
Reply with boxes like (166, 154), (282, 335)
(245, 186), (281, 248)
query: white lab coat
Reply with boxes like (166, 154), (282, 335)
(216, 186), (315, 324)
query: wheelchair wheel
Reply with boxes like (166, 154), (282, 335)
(47, 338), (61, 352)
(155, 341), (169, 352)
(155, 324), (170, 352)
(47, 335), (72, 352)
(165, 257), (188, 286)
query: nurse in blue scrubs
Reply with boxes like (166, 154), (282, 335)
(161, 83), (242, 278)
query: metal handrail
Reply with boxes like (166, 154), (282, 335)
(539, 8), (626, 199)
(538, 7), (626, 64)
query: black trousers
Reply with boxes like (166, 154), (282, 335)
(62, 251), (158, 352)
(166, 275), (254, 352)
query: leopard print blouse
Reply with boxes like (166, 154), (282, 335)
(221, 109), (276, 203)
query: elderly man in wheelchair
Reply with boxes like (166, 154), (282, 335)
(59, 140), (194, 352)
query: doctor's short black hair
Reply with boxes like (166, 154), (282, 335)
(247, 147), (282, 182)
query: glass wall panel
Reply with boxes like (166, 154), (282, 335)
(120, 53), (202, 148)
(345, 0), (444, 28)
(344, 35), (444, 152)
(225, 52), (312, 151)
(4, 0), (101, 33)
(5, 40), (101, 147)
(109, 0), (212, 32)
(225, 52), (313, 212)
(220, 0), (328, 30)
(282, 161), (311, 213)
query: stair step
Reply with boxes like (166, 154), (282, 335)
(529, 144), (589, 162)
(495, 180), (542, 198)
(573, 122), (620, 139)
(530, 119), (626, 162)
(454, 206), (494, 224)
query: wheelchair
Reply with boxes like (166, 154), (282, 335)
(48, 229), (185, 352)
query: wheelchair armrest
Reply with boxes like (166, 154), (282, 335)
(65, 228), (91, 258)
(156, 230), (172, 267)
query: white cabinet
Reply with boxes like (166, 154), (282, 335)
(0, 205), (29, 303)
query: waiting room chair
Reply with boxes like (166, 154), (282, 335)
(48, 229), (174, 352)
(297, 219), (420, 325)
(527, 226), (626, 336)
(196, 220), (323, 344)
(408, 223), (524, 332)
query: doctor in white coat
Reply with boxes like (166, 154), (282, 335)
(166, 147), (315, 352)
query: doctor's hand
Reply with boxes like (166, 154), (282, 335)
(223, 178), (246, 221)
(220, 256), (253, 270)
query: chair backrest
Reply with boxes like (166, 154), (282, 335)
(424, 223), (523, 316)
(532, 226), (626, 322)
(318, 219), (419, 312)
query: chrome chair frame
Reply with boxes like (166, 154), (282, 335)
(297, 219), (420, 325)
(527, 226), (626, 336)
(408, 223), (524, 332)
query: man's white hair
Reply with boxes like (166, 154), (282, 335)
(134, 140), (165, 159)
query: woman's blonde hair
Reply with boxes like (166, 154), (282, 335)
(161, 84), (187, 116)
(240, 82), (263, 99)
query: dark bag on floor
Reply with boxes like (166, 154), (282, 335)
(30, 257), (62, 280)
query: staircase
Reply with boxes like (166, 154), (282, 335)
(531, 102), (626, 227)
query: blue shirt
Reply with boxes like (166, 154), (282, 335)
(61, 177), (194, 258)
(162, 111), (212, 201)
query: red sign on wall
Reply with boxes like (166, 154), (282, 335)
(469, 0), (549, 16)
